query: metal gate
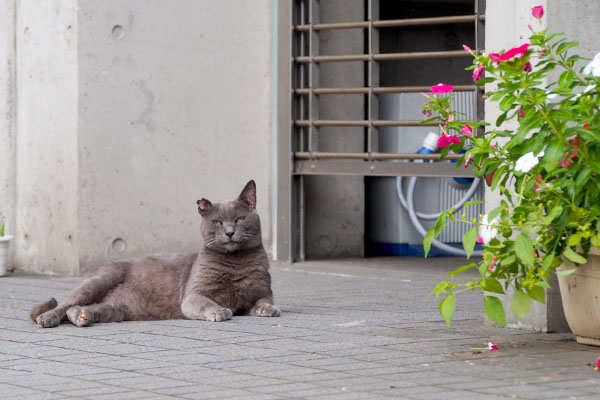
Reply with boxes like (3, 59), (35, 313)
(276, 0), (486, 261)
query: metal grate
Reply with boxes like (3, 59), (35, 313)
(277, 0), (486, 261)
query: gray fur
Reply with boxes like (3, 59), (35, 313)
(30, 180), (280, 328)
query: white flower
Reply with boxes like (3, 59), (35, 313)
(515, 151), (544, 173)
(583, 52), (600, 77)
(478, 214), (499, 245)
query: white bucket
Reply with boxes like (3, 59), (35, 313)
(0, 236), (13, 277)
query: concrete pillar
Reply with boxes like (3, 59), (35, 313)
(9, 0), (273, 275)
(0, 0), (16, 263)
(304, 0), (365, 259)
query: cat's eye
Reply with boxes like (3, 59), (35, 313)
(235, 216), (246, 224)
(212, 220), (223, 226)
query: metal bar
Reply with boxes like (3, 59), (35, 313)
(294, 120), (445, 127)
(275, 0), (293, 262)
(295, 50), (473, 63)
(366, 0), (374, 159)
(294, 14), (486, 31)
(294, 152), (462, 161)
(475, 0), (486, 137)
(307, 0), (314, 157)
(295, 85), (477, 95)
(293, 159), (474, 178)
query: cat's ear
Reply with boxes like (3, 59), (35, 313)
(197, 198), (213, 216)
(238, 180), (256, 209)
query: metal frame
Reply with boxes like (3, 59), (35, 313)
(276, 0), (486, 262)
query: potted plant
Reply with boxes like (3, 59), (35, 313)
(0, 212), (13, 277)
(422, 5), (600, 345)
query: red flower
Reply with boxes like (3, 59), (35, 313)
(596, 357), (600, 370)
(438, 134), (460, 148)
(532, 6), (544, 19)
(473, 64), (485, 82)
(523, 61), (533, 72)
(557, 151), (578, 168)
(499, 44), (530, 61)
(430, 83), (455, 94)
(519, 109), (526, 118)
(488, 342), (499, 351)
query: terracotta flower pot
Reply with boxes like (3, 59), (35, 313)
(557, 247), (600, 346)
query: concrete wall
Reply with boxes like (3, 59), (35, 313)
(304, 0), (365, 259)
(6, 0), (273, 274)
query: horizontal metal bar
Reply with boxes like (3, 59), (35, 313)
(294, 120), (442, 127)
(295, 50), (473, 63)
(294, 159), (474, 177)
(294, 14), (486, 31)
(294, 152), (463, 160)
(294, 85), (478, 95)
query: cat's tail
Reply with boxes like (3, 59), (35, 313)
(29, 298), (58, 321)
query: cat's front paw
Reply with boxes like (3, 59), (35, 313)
(36, 310), (61, 328)
(205, 307), (232, 322)
(255, 304), (281, 317)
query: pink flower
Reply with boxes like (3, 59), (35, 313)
(596, 357), (600, 370)
(437, 134), (460, 148)
(499, 44), (530, 61)
(463, 44), (472, 52)
(488, 342), (499, 351)
(489, 264), (496, 271)
(532, 5), (544, 19)
(523, 61), (533, 72)
(464, 154), (473, 168)
(473, 64), (485, 82)
(493, 257), (498, 263)
(477, 236), (484, 244)
(519, 109), (526, 118)
(489, 53), (502, 64)
(461, 125), (473, 137)
(430, 83), (455, 94)
(557, 151), (578, 168)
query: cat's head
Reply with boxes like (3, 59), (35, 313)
(197, 180), (262, 253)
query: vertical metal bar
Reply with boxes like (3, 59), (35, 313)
(366, 0), (373, 159)
(474, 0), (485, 136)
(307, 0), (314, 157)
(298, 0), (306, 152)
(275, 0), (293, 262)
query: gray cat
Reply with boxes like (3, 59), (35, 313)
(29, 180), (280, 328)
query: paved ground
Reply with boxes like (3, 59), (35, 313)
(1, 257), (599, 399)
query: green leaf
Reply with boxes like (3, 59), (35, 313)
(480, 278), (505, 294)
(542, 254), (554, 271)
(499, 95), (517, 112)
(535, 280), (552, 290)
(446, 263), (477, 277)
(542, 142), (566, 172)
(568, 232), (583, 247)
(487, 205), (503, 223)
(558, 71), (574, 88)
(511, 290), (531, 319)
(463, 227), (479, 259)
(431, 281), (449, 297)
(439, 295), (456, 326)
(501, 255), (516, 266)
(557, 268), (577, 276)
(543, 205), (563, 225)
(483, 296), (506, 327)
(563, 248), (587, 264)
(514, 233), (535, 266)
(574, 166), (593, 193)
(527, 285), (546, 304)
(424, 212), (449, 258)
(556, 41), (578, 55)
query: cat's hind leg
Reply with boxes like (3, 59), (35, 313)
(35, 263), (127, 328)
(66, 303), (130, 327)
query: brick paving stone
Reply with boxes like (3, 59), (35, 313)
(2, 258), (600, 399)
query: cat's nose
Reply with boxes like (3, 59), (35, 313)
(225, 229), (235, 238)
